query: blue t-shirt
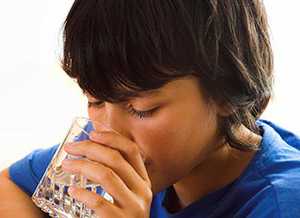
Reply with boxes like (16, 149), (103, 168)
(8, 120), (300, 217)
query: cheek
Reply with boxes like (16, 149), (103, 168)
(131, 104), (219, 185)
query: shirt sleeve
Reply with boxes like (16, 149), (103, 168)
(8, 144), (59, 196)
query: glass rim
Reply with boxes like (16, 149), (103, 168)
(72, 116), (122, 136)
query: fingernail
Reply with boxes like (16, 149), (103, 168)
(68, 186), (76, 195)
(62, 159), (72, 166)
(90, 131), (102, 140)
(64, 143), (73, 149)
(64, 146), (70, 152)
(64, 143), (77, 151)
(89, 131), (96, 138)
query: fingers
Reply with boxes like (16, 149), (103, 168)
(64, 140), (149, 194)
(62, 130), (153, 217)
(68, 186), (122, 217)
(62, 158), (135, 208)
(89, 131), (150, 184)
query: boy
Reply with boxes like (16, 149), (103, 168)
(1, 0), (300, 217)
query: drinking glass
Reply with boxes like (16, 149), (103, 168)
(32, 117), (114, 218)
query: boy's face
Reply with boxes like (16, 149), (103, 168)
(86, 76), (222, 194)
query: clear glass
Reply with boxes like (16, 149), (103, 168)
(32, 117), (114, 218)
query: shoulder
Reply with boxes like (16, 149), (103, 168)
(231, 161), (300, 218)
(237, 120), (300, 217)
(258, 156), (300, 217)
(8, 144), (59, 196)
(235, 178), (300, 218)
(225, 120), (300, 217)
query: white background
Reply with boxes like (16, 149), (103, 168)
(0, 1), (299, 170)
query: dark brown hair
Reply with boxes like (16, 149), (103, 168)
(61, 0), (273, 151)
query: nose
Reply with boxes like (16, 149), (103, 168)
(88, 102), (131, 138)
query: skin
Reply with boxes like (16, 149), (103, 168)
(0, 170), (48, 218)
(61, 76), (261, 217)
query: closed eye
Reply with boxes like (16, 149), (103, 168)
(126, 104), (158, 119)
(87, 100), (158, 119)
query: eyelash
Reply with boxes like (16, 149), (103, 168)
(87, 101), (156, 119)
(126, 104), (156, 119)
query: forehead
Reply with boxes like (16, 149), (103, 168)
(84, 76), (198, 100)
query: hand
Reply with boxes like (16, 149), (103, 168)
(61, 130), (152, 218)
